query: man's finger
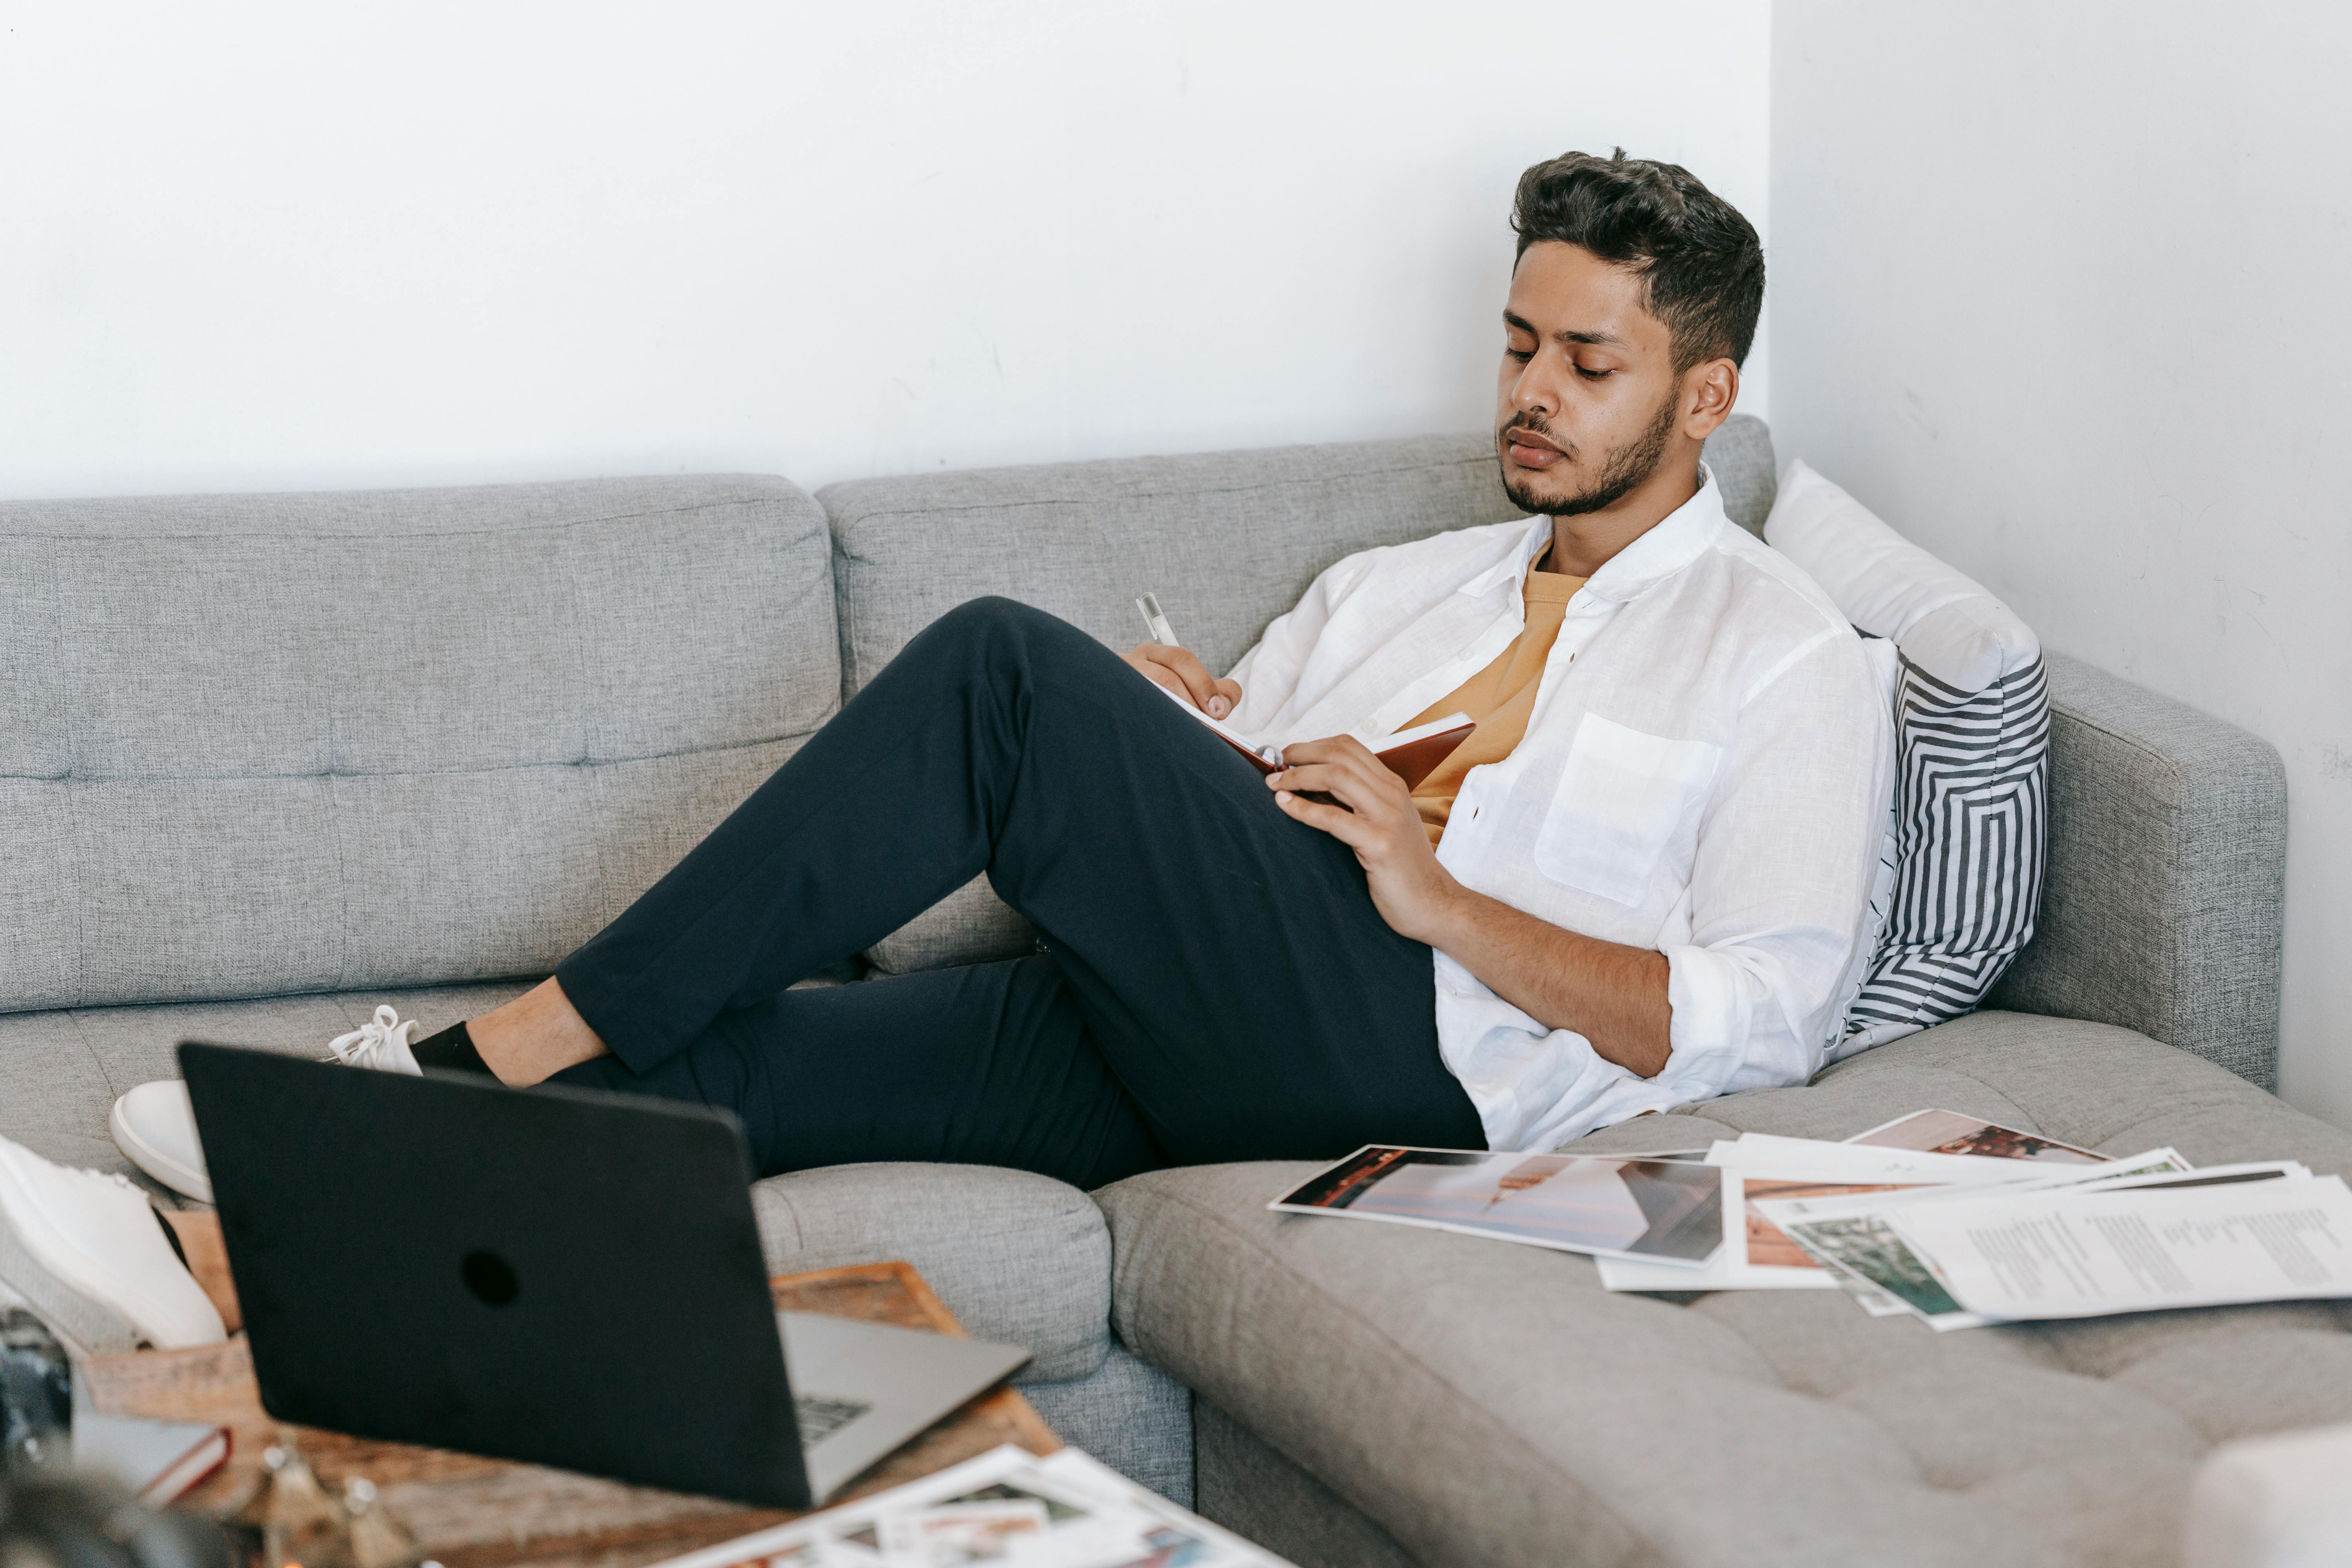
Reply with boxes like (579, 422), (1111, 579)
(1271, 760), (1393, 820)
(1270, 762), (1355, 796)
(1274, 787), (1370, 847)
(1274, 754), (1389, 798)
(1136, 660), (1183, 696)
(1126, 652), (1200, 707)
(1153, 646), (1229, 718)
(1135, 645), (1212, 711)
(1127, 646), (1207, 706)
(1281, 734), (1377, 767)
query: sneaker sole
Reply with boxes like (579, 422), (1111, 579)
(110, 1092), (214, 1204)
(0, 1162), (143, 1360)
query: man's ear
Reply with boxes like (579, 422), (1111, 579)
(1681, 358), (1740, 439)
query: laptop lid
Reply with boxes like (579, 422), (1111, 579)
(179, 1042), (814, 1508)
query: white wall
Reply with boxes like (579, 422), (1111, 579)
(1770, 3), (2352, 1127)
(0, 1), (1769, 500)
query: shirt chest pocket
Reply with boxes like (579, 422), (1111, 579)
(1532, 714), (1725, 907)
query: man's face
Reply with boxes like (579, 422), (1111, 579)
(1496, 240), (1683, 517)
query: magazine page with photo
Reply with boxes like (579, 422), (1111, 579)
(1270, 1146), (1723, 1265)
(1844, 1109), (2105, 1165)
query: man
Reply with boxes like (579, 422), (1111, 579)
(7, 151), (1889, 1346)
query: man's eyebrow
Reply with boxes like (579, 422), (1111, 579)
(1500, 311), (1627, 350)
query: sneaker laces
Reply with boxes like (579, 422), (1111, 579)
(326, 1005), (418, 1068)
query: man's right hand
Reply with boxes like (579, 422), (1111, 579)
(1122, 644), (1242, 720)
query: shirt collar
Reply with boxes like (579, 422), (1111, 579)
(1457, 515), (1557, 600)
(1458, 464), (1730, 606)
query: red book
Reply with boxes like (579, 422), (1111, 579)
(71, 1403), (232, 1505)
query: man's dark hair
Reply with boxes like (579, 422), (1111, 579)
(1512, 149), (1764, 372)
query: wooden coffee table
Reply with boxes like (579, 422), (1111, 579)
(79, 1259), (1058, 1568)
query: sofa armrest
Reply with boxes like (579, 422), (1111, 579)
(1985, 651), (2286, 1087)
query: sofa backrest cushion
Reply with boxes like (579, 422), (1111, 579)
(1764, 461), (2051, 1062)
(821, 417), (1778, 974)
(824, 416), (1779, 701)
(0, 475), (837, 1013)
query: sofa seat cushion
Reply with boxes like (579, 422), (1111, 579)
(1099, 1014), (2352, 1568)
(0, 981), (537, 1177)
(751, 1162), (1111, 1385)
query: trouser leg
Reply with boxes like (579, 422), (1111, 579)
(554, 597), (1484, 1164)
(552, 955), (1166, 1189)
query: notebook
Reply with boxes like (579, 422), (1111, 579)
(1156, 685), (1476, 794)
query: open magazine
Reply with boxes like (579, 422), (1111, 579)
(1591, 1112), (2190, 1301)
(1588, 1122), (2151, 1297)
(1844, 1107), (2105, 1164)
(1568, 1109), (2352, 1328)
(1267, 1115), (2352, 1327)
(645, 1443), (1295, 1568)
(1269, 1145), (1723, 1265)
(1755, 1160), (2333, 1329)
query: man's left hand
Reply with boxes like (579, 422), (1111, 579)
(1268, 737), (1462, 944)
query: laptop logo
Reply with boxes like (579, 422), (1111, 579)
(461, 1250), (520, 1307)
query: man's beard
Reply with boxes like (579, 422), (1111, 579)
(1498, 390), (1679, 517)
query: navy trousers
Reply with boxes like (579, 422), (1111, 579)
(550, 597), (1484, 1190)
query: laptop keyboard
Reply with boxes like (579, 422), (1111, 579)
(795, 1392), (873, 1446)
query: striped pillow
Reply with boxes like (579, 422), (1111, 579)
(1764, 462), (2051, 1061)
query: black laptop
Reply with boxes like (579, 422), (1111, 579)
(179, 1042), (1029, 1507)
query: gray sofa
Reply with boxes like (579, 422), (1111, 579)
(4, 417), (2343, 1567)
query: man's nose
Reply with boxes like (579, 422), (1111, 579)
(1512, 355), (1561, 419)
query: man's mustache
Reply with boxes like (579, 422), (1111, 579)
(1499, 414), (1571, 457)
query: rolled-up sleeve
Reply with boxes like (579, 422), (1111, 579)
(1657, 631), (1893, 1100)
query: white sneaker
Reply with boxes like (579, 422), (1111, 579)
(111, 1080), (214, 1204)
(110, 1006), (427, 1204)
(324, 1005), (426, 1074)
(0, 1135), (226, 1357)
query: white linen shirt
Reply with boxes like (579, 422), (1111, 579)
(1222, 471), (1894, 1152)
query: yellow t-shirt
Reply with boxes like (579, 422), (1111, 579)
(1405, 549), (1586, 846)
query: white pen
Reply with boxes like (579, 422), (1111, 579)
(1136, 590), (1269, 757)
(1134, 592), (1178, 646)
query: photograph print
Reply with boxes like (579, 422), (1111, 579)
(1846, 1110), (2105, 1165)
(1271, 1147), (1722, 1264)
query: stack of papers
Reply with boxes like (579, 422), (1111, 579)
(1589, 1110), (2352, 1328)
(648, 1444), (1297, 1567)
(1267, 1113), (2352, 1329)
